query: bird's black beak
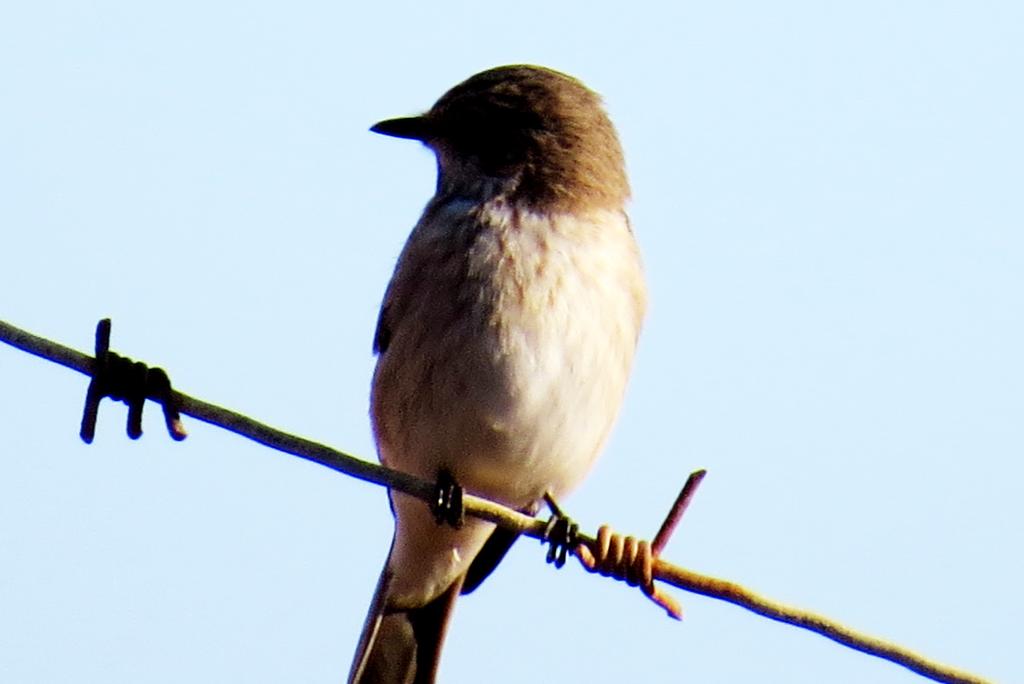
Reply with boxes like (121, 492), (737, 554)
(370, 115), (434, 141)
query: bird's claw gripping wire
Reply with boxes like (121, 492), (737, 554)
(542, 492), (579, 568)
(431, 468), (464, 528)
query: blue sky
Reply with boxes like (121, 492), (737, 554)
(1, 2), (1020, 682)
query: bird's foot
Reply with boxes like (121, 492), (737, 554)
(541, 493), (579, 568)
(431, 468), (464, 528)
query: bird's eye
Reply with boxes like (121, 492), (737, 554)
(447, 105), (539, 172)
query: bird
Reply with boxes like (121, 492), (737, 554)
(350, 64), (647, 683)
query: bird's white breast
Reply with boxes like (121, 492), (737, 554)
(464, 201), (645, 501)
(374, 198), (645, 506)
(372, 197), (645, 606)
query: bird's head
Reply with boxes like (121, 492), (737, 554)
(372, 65), (629, 212)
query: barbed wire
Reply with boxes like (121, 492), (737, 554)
(0, 318), (992, 684)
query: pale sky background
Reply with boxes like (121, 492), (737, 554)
(1, 2), (1021, 683)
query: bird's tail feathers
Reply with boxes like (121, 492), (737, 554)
(348, 567), (463, 684)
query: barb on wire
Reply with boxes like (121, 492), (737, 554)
(0, 318), (993, 684)
(80, 318), (186, 443)
(575, 469), (708, 620)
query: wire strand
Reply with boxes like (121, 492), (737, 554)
(0, 318), (992, 684)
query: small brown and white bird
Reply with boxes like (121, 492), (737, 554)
(350, 65), (646, 683)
